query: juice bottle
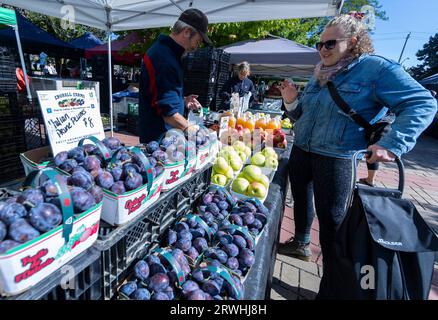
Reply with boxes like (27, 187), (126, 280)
(244, 116), (255, 132)
(228, 115), (236, 128)
(236, 115), (246, 128)
(255, 117), (267, 130)
(266, 118), (278, 130)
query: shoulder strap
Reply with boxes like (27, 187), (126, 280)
(326, 81), (372, 130)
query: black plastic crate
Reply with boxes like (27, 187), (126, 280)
(96, 217), (154, 299)
(2, 248), (102, 300)
(127, 116), (138, 135)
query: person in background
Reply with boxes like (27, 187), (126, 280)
(39, 51), (47, 72)
(138, 8), (212, 143)
(278, 13), (437, 299)
(16, 67), (30, 93)
(219, 61), (257, 110)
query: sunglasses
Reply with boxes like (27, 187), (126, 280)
(315, 38), (348, 51)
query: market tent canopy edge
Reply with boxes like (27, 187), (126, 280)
(0, 6), (16, 26)
(69, 31), (104, 49)
(0, 0), (343, 31)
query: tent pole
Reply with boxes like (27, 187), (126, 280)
(14, 26), (32, 103)
(107, 30), (114, 137)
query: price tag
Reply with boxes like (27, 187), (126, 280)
(218, 116), (229, 139)
(37, 89), (105, 156)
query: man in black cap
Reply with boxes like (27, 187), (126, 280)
(138, 8), (212, 143)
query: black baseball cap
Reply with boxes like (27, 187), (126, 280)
(178, 8), (212, 46)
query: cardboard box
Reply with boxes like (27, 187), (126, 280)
(100, 171), (164, 226)
(20, 146), (52, 176)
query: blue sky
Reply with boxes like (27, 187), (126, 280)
(371, 0), (438, 68)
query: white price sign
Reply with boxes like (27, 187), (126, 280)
(37, 90), (105, 156)
(218, 116), (229, 139)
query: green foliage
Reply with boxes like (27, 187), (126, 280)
(408, 33), (438, 80)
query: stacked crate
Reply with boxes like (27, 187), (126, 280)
(0, 46), (25, 183)
(183, 47), (231, 111)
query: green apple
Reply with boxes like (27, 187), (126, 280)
(264, 156), (278, 169)
(244, 146), (252, 157)
(237, 150), (247, 162)
(212, 174), (227, 186)
(242, 165), (262, 182)
(232, 178), (250, 194)
(262, 147), (277, 159)
(229, 157), (242, 171)
(233, 141), (246, 152)
(246, 182), (267, 199)
(213, 157), (230, 175)
(251, 152), (266, 167)
(254, 174), (270, 189)
(224, 167), (234, 179)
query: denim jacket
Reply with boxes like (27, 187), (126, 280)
(287, 54), (438, 159)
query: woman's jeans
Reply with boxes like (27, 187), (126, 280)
(288, 145), (352, 298)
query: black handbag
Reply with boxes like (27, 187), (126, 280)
(327, 81), (393, 145)
(318, 150), (438, 300)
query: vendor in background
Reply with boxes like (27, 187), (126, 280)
(138, 8), (212, 143)
(219, 61), (257, 110)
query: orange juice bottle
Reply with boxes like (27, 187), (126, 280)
(255, 117), (266, 130)
(244, 117), (255, 132)
(266, 118), (278, 130)
(228, 115), (236, 128)
(236, 115), (246, 128)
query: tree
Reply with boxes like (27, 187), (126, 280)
(408, 33), (438, 80)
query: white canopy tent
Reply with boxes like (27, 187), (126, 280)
(1, 0), (343, 134)
(221, 36), (321, 78)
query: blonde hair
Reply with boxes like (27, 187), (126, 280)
(326, 14), (374, 57)
(237, 61), (250, 76)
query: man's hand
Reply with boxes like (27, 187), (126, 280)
(185, 94), (202, 111)
(279, 80), (298, 104)
(366, 144), (397, 163)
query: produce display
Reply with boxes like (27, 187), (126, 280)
(1, 96), (292, 299)
(54, 137), (163, 195)
(266, 128), (287, 149)
(118, 249), (188, 300)
(0, 175), (101, 254)
(116, 186), (269, 300)
(250, 147), (279, 170)
(211, 144), (247, 187)
(231, 165), (270, 200)
(281, 118), (293, 129)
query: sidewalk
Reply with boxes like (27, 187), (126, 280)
(271, 135), (438, 300)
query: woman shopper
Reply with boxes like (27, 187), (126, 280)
(277, 13), (437, 298)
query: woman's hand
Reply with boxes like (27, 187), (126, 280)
(366, 144), (396, 163)
(280, 80), (298, 104)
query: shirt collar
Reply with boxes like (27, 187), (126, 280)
(158, 34), (185, 58)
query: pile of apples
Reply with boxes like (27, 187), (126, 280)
(231, 165), (269, 200)
(211, 143), (251, 187)
(266, 129), (287, 149)
(250, 147), (279, 170)
(281, 118), (293, 129)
